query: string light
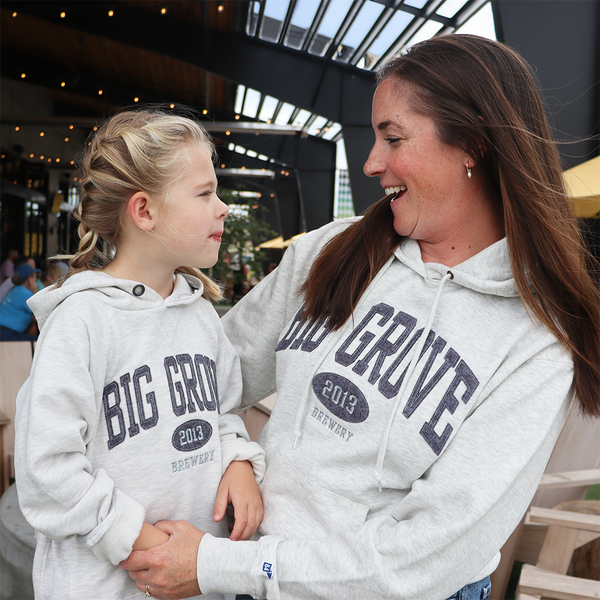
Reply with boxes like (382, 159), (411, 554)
(15, 126), (19, 131)
(220, 164), (225, 168)
(98, 90), (103, 95)
(30, 153), (34, 158)
(21, 73), (26, 78)
(234, 115), (240, 120)
(40, 155), (44, 160)
(217, 5), (224, 12)
(60, 12), (66, 18)
(134, 97), (139, 102)
(40, 132), (45, 137)
(225, 131), (230, 135)
(12, 12), (17, 17)
(161, 7), (166, 14)
(170, 103), (175, 108)
(61, 81), (66, 87)
(108, 10), (114, 17)
(69, 125), (74, 130)
(64, 137), (69, 142)
(202, 109), (208, 115)
(56, 158), (60, 162)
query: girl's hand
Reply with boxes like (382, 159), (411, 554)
(213, 460), (263, 541)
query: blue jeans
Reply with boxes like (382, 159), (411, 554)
(446, 576), (492, 600)
(236, 577), (492, 600)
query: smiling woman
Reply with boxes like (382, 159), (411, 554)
(120, 35), (600, 600)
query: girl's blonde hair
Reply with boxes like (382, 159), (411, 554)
(57, 107), (222, 301)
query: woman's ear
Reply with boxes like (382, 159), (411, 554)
(128, 191), (156, 232)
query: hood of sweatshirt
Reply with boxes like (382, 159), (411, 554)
(394, 236), (519, 298)
(28, 270), (205, 331)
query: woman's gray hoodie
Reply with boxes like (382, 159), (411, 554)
(199, 218), (573, 600)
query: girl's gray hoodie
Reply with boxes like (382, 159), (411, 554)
(15, 271), (265, 600)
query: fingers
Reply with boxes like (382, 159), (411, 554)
(213, 484), (229, 523)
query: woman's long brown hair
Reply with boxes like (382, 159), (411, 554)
(301, 34), (600, 418)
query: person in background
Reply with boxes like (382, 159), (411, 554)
(39, 261), (66, 289)
(0, 249), (18, 283)
(0, 263), (40, 341)
(121, 35), (599, 600)
(0, 256), (37, 303)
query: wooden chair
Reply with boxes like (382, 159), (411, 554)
(491, 406), (600, 598)
(515, 500), (600, 599)
(0, 341), (34, 495)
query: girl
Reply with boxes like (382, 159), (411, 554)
(14, 108), (265, 600)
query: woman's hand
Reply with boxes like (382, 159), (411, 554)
(213, 460), (264, 540)
(120, 520), (203, 599)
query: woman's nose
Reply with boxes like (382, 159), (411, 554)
(363, 146), (383, 178)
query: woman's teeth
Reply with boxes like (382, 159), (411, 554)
(385, 186), (407, 196)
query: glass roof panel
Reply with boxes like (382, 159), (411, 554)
(290, 0), (321, 29)
(234, 85), (245, 114)
(306, 115), (329, 136)
(405, 20), (444, 49)
(258, 95), (279, 122)
(264, 0), (290, 21)
(456, 2), (496, 39)
(436, 0), (469, 18)
(241, 88), (261, 118)
(403, 0), (428, 8)
(310, 0), (355, 55)
(339, 1), (385, 56)
(366, 10), (413, 60)
(274, 102), (296, 125)
(322, 122), (342, 140)
(292, 109), (313, 128)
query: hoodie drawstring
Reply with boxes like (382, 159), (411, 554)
(374, 270), (453, 491)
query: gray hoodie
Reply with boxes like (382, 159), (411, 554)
(200, 218), (573, 600)
(15, 271), (265, 600)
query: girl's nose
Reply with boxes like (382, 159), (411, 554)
(218, 198), (229, 219)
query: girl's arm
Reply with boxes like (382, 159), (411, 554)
(133, 522), (170, 550)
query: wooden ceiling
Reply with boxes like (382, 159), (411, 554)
(1, 1), (248, 120)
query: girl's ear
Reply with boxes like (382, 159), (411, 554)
(128, 191), (156, 232)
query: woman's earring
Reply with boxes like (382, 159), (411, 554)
(466, 162), (472, 179)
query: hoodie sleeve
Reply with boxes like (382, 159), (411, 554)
(14, 298), (145, 566)
(206, 306), (265, 483)
(196, 348), (573, 599)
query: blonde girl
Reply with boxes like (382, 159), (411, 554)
(15, 108), (265, 600)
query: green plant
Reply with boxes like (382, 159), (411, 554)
(205, 192), (277, 296)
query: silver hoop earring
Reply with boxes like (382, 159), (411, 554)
(466, 162), (472, 179)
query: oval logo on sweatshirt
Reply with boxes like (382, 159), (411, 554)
(172, 419), (212, 452)
(312, 372), (369, 423)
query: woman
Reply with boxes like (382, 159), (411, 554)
(0, 262), (40, 341)
(121, 34), (600, 599)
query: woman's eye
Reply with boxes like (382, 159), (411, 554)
(384, 137), (401, 144)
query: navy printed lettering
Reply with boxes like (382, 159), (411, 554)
(119, 373), (140, 437)
(299, 317), (329, 352)
(103, 380), (126, 450)
(276, 309), (305, 351)
(312, 372), (369, 423)
(165, 356), (186, 416)
(353, 310), (418, 383)
(420, 360), (479, 455)
(176, 354), (204, 413)
(171, 449), (215, 472)
(195, 355), (220, 413)
(335, 303), (394, 367)
(133, 365), (159, 429)
(172, 419), (212, 452)
(310, 406), (355, 441)
(403, 338), (460, 418)
(377, 328), (426, 399)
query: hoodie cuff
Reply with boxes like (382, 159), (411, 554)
(87, 490), (145, 565)
(221, 439), (266, 484)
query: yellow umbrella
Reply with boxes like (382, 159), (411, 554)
(281, 232), (307, 248)
(563, 156), (600, 218)
(256, 235), (285, 250)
